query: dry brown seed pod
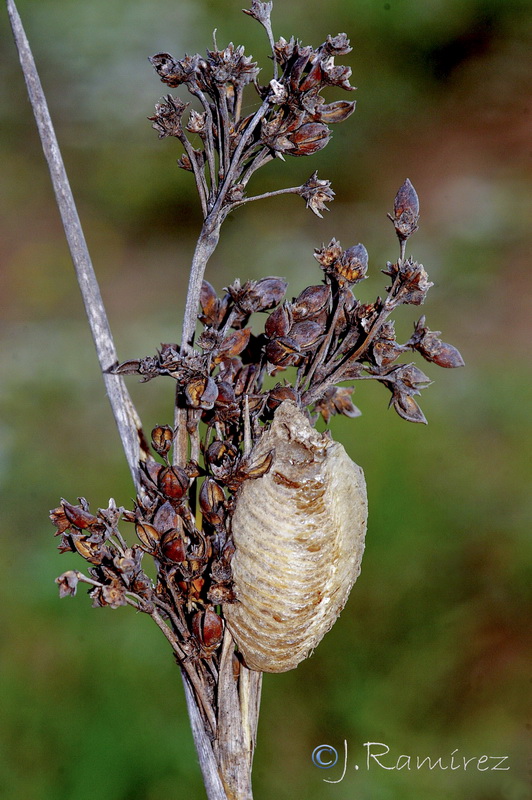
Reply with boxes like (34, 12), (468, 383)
(158, 465), (189, 500)
(289, 320), (323, 349)
(161, 530), (187, 563)
(291, 284), (331, 320)
(223, 400), (367, 672)
(151, 425), (173, 457)
(192, 608), (224, 653)
(61, 500), (100, 530)
(135, 521), (160, 549)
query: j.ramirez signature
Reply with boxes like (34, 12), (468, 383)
(312, 741), (510, 783)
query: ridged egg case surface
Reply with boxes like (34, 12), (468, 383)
(224, 401), (368, 672)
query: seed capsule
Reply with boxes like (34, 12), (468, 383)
(61, 500), (100, 530)
(192, 608), (224, 653)
(223, 400), (367, 672)
(151, 425), (173, 457)
(158, 465), (189, 500)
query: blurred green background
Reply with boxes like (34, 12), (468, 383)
(1, 0), (531, 798)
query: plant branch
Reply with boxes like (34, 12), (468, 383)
(6, 0), (148, 489)
(180, 134), (209, 217)
(230, 184), (302, 209)
(303, 285), (345, 390)
(302, 300), (395, 405)
(212, 97), (271, 215)
(150, 608), (217, 736)
(219, 89), (232, 179)
(240, 148), (274, 187)
(181, 674), (228, 800)
(191, 88), (218, 199)
(214, 629), (260, 800)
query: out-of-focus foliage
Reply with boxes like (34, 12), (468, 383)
(0, 0), (530, 798)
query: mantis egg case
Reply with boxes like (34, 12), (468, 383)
(223, 400), (367, 672)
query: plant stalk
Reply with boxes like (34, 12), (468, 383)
(6, 0), (148, 488)
(173, 210), (263, 800)
(8, 2), (264, 794)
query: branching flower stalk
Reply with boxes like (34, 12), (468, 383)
(8, 1), (464, 798)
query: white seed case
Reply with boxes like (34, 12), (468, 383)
(224, 400), (367, 672)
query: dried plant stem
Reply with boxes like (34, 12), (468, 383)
(219, 91), (232, 179)
(182, 677), (228, 800)
(8, 3), (261, 795)
(175, 219), (222, 468)
(214, 631), (257, 800)
(173, 210), (263, 798)
(6, 0), (147, 487)
(303, 286), (348, 390)
(149, 609), (218, 736)
(181, 222), (223, 353)
(232, 185), (302, 208)
(240, 148), (273, 186)
(191, 88), (218, 196)
(303, 292), (399, 406)
(212, 98), (271, 215)
(181, 136), (209, 217)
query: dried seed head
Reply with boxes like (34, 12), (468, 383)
(288, 122), (331, 157)
(292, 285), (331, 320)
(228, 277), (288, 314)
(389, 178), (420, 241)
(266, 384), (299, 411)
(192, 608), (224, 653)
(314, 100), (356, 124)
(214, 381), (237, 407)
(314, 386), (361, 423)
(177, 154), (193, 171)
(320, 58), (355, 91)
(217, 328), (251, 359)
(199, 478), (226, 526)
(186, 109), (206, 134)
(206, 42), (259, 88)
(161, 530), (187, 563)
(151, 425), (173, 457)
(289, 320), (323, 349)
(185, 376), (218, 409)
(385, 258), (433, 305)
(337, 243), (368, 284)
(135, 521), (161, 550)
(299, 171), (335, 218)
(265, 337), (302, 368)
(208, 583), (236, 604)
(158, 465), (189, 500)
(243, 0), (273, 25)
(320, 33), (352, 57)
(61, 500), (102, 531)
(410, 317), (465, 368)
(148, 94), (188, 138)
(50, 505), (71, 535)
(153, 500), (180, 535)
(314, 238), (342, 269)
(391, 391), (427, 425)
(224, 401), (367, 672)
(265, 304), (291, 339)
(56, 571), (80, 598)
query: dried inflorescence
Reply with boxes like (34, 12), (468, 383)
(51, 2), (463, 714)
(147, 3), (355, 219)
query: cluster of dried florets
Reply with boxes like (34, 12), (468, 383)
(52, 177), (462, 678)
(116, 179), (462, 423)
(147, 1), (354, 219)
(51, 2), (462, 716)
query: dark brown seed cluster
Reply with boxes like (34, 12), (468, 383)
(53, 178), (463, 656)
(52, 2), (463, 696)
(146, 3), (355, 219)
